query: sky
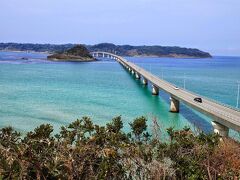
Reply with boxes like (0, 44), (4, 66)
(0, 0), (240, 56)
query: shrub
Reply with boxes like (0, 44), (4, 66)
(0, 116), (239, 179)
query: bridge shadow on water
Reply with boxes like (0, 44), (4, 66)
(122, 66), (213, 133)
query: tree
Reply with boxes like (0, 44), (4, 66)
(129, 116), (147, 141)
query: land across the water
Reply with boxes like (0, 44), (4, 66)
(0, 42), (212, 58)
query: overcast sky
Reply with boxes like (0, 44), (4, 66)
(0, 0), (240, 56)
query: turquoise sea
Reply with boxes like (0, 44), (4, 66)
(0, 51), (239, 135)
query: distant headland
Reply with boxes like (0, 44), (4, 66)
(88, 43), (212, 58)
(0, 42), (212, 58)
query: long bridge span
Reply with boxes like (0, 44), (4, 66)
(91, 51), (240, 137)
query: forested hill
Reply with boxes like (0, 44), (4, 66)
(87, 43), (212, 58)
(0, 43), (211, 58)
(0, 43), (74, 53)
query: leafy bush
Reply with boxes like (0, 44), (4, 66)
(0, 116), (239, 179)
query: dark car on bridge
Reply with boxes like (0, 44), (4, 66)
(194, 97), (202, 103)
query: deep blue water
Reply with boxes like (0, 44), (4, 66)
(0, 51), (239, 137)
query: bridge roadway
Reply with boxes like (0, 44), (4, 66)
(91, 52), (240, 136)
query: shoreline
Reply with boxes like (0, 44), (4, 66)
(47, 58), (97, 62)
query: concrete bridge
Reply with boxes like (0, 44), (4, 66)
(91, 51), (240, 137)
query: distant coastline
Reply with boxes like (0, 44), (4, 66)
(0, 42), (212, 58)
(0, 49), (50, 54)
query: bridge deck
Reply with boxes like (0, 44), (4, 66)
(92, 52), (240, 132)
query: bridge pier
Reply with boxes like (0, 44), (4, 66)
(142, 77), (148, 85)
(135, 72), (140, 79)
(170, 96), (179, 113)
(211, 121), (229, 137)
(131, 70), (135, 75)
(152, 85), (159, 95)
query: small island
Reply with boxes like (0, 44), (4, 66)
(47, 45), (95, 62)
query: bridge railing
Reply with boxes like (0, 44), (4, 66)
(182, 87), (240, 112)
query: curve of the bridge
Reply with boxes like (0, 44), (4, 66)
(91, 51), (240, 133)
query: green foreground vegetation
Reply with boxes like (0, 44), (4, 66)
(0, 116), (239, 179)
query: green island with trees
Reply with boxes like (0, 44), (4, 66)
(47, 45), (95, 62)
(0, 116), (239, 179)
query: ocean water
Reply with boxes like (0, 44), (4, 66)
(0, 51), (239, 135)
